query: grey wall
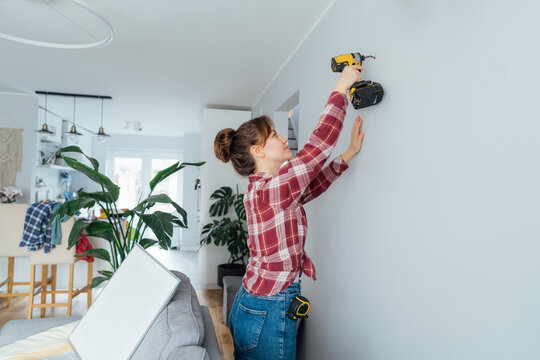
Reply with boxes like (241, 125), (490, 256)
(253, 1), (540, 359)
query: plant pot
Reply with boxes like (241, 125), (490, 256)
(217, 263), (246, 287)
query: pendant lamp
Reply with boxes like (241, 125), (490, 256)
(67, 97), (83, 142)
(96, 98), (111, 142)
(36, 94), (54, 139)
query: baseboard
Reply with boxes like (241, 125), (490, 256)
(195, 283), (221, 290)
(180, 246), (199, 252)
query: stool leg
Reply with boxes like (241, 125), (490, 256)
(87, 262), (93, 308)
(40, 265), (47, 317)
(7, 257), (14, 307)
(51, 265), (57, 304)
(67, 264), (74, 316)
(27, 265), (36, 319)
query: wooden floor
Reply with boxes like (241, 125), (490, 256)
(197, 289), (235, 360)
(0, 289), (234, 359)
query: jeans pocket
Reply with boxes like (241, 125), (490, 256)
(234, 302), (267, 352)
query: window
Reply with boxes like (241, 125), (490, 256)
(107, 150), (184, 243)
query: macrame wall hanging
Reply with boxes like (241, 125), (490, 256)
(0, 128), (23, 188)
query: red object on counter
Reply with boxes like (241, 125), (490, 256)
(76, 234), (94, 262)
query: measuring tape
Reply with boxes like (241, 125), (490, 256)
(286, 295), (310, 320)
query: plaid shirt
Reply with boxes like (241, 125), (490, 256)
(243, 91), (349, 296)
(19, 201), (57, 253)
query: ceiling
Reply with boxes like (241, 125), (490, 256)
(0, 0), (335, 136)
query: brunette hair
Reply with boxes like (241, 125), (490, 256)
(214, 115), (274, 176)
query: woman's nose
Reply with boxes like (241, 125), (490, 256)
(279, 134), (287, 143)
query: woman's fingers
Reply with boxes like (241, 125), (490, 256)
(353, 116), (363, 134)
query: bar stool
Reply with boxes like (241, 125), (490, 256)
(27, 217), (93, 319)
(0, 203), (31, 307)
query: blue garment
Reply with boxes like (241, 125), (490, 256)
(19, 201), (57, 253)
(50, 203), (70, 245)
(229, 282), (301, 360)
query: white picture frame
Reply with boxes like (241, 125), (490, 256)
(69, 244), (180, 360)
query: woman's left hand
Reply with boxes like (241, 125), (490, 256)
(341, 116), (365, 164)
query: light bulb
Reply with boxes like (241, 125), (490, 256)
(69, 133), (79, 143)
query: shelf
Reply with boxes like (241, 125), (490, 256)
(38, 164), (74, 171)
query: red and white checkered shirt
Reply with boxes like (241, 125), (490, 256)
(243, 91), (350, 296)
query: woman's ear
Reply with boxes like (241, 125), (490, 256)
(250, 144), (265, 159)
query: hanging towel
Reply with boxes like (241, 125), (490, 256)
(19, 201), (57, 253)
(50, 202), (71, 245)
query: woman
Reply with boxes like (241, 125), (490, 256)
(214, 65), (365, 359)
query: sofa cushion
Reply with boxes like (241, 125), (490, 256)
(131, 270), (205, 360)
(0, 321), (78, 358)
(0, 316), (82, 347)
(167, 346), (210, 360)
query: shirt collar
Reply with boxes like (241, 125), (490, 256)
(249, 171), (272, 183)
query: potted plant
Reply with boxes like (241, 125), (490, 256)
(0, 187), (23, 203)
(48, 146), (204, 287)
(200, 186), (249, 287)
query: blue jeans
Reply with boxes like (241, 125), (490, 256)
(229, 282), (301, 360)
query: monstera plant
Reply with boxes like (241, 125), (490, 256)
(48, 146), (204, 287)
(200, 186), (249, 286)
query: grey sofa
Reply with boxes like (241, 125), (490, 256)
(0, 270), (221, 360)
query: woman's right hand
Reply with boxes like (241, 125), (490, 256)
(333, 65), (363, 94)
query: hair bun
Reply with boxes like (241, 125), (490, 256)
(214, 128), (235, 163)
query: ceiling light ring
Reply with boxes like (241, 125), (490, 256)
(0, 0), (114, 49)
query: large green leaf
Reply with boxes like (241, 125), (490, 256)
(91, 276), (109, 288)
(67, 220), (91, 249)
(56, 146), (99, 171)
(149, 161), (205, 191)
(200, 220), (220, 245)
(78, 190), (114, 204)
(63, 157), (120, 201)
(139, 238), (158, 249)
(171, 216), (186, 228)
(85, 221), (117, 242)
(48, 198), (95, 227)
(86, 221), (114, 233)
(98, 270), (114, 278)
(209, 187), (234, 217)
(132, 194), (188, 227)
(233, 194), (246, 221)
(75, 248), (111, 263)
(140, 211), (174, 248)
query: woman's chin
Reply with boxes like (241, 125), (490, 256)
(285, 151), (293, 160)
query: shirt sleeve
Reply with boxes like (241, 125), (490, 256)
(300, 155), (349, 204)
(260, 91), (348, 208)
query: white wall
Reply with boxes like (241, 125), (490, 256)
(0, 91), (94, 292)
(0, 91), (38, 203)
(181, 133), (202, 250)
(197, 108), (251, 288)
(253, 1), (540, 359)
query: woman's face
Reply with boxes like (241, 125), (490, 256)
(261, 128), (292, 163)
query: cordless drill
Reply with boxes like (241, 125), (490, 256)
(331, 52), (384, 109)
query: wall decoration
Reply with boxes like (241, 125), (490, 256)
(0, 128), (23, 188)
